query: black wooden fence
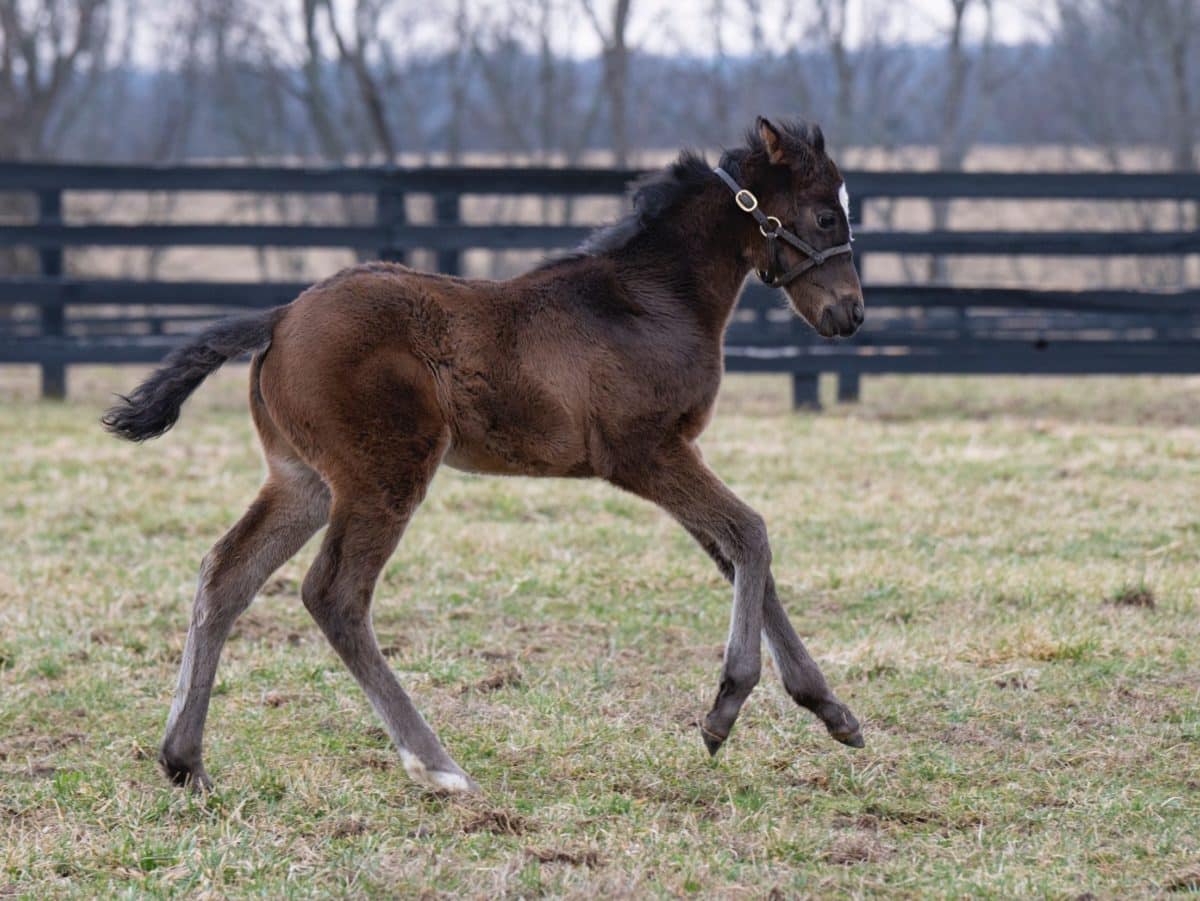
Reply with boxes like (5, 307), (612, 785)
(1, 162), (1198, 405)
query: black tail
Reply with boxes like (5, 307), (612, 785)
(102, 307), (286, 442)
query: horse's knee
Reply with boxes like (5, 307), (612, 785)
(727, 511), (771, 570)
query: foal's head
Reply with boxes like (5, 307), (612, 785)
(730, 117), (864, 338)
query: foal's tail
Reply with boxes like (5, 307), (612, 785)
(102, 306), (287, 442)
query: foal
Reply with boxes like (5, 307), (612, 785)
(104, 117), (865, 793)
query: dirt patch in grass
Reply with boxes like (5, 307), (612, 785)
(230, 612), (308, 644)
(1165, 871), (1200, 892)
(260, 577), (299, 597)
(609, 776), (721, 817)
(472, 649), (515, 662)
(834, 813), (884, 831)
(356, 753), (395, 771)
(825, 832), (893, 865)
(939, 722), (1004, 749)
(461, 665), (523, 694)
(362, 726), (389, 744)
(0, 731), (85, 761)
(857, 802), (982, 833)
(1106, 586), (1157, 609)
(994, 674), (1033, 690)
(527, 847), (602, 868)
(3, 763), (58, 780)
(328, 817), (368, 839)
(462, 809), (531, 836)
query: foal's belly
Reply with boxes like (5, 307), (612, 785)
(441, 436), (592, 478)
(441, 382), (594, 478)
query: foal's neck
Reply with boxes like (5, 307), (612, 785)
(614, 183), (755, 336)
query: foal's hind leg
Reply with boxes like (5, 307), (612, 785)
(300, 447), (476, 793)
(160, 462), (330, 789)
(682, 525), (863, 748)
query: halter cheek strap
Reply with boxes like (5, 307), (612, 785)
(713, 166), (853, 288)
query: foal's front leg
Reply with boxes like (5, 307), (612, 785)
(683, 525), (863, 748)
(613, 443), (769, 754)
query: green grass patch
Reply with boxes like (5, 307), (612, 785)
(1, 369), (1199, 896)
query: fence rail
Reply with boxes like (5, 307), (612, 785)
(1, 162), (1197, 405)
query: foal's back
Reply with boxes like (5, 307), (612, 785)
(258, 260), (718, 482)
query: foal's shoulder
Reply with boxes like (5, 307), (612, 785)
(516, 253), (645, 318)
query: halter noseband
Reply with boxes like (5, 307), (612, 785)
(713, 166), (853, 288)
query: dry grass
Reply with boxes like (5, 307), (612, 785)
(1, 368), (1199, 897)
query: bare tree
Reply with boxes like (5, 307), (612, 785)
(0, 0), (134, 293)
(446, 0), (473, 163)
(0, 0), (129, 159)
(927, 0), (998, 283)
(580, 0), (633, 166)
(316, 0), (399, 160)
(812, 0), (854, 143)
(1118, 0), (1197, 171)
(1041, 0), (1196, 288)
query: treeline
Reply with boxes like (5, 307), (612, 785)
(1, 0), (1196, 169)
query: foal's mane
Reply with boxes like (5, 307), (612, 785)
(568, 119), (829, 260)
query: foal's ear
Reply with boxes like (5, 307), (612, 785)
(757, 116), (787, 165)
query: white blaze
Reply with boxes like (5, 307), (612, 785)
(838, 182), (852, 237)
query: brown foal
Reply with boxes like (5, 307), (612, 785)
(104, 117), (866, 793)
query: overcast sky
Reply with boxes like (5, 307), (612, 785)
(604, 0), (1049, 56)
(131, 0), (1052, 68)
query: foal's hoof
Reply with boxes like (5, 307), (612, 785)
(418, 769), (480, 795)
(400, 751), (480, 794)
(820, 702), (865, 749)
(159, 751), (214, 792)
(700, 722), (729, 757)
(832, 727), (866, 749)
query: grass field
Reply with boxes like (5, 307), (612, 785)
(1, 369), (1198, 897)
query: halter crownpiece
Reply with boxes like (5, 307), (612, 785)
(713, 167), (853, 288)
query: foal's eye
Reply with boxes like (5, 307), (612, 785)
(817, 210), (837, 230)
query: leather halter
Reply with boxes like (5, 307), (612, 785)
(713, 166), (853, 288)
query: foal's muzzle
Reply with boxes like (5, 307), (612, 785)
(819, 297), (865, 338)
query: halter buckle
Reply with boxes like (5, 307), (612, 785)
(758, 215), (781, 238)
(734, 189), (758, 212)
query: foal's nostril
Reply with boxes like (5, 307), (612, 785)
(851, 302), (865, 326)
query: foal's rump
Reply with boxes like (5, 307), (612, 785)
(102, 306), (287, 442)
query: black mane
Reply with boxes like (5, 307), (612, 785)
(571, 118), (828, 259)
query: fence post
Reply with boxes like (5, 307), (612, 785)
(434, 192), (461, 276)
(791, 372), (820, 410)
(38, 189), (65, 400)
(376, 180), (406, 264)
(836, 190), (865, 404)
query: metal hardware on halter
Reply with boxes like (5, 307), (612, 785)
(713, 166), (853, 288)
(734, 190), (758, 212)
(759, 216), (782, 238)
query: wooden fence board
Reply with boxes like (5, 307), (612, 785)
(0, 162), (1195, 403)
